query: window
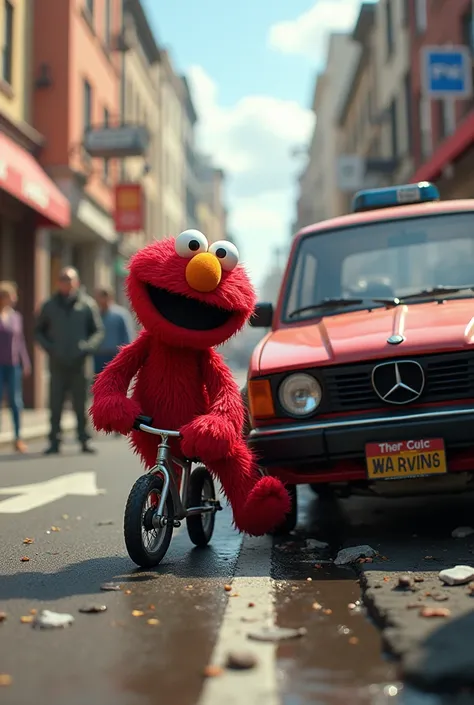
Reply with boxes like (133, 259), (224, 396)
(415, 0), (427, 34)
(104, 0), (111, 46)
(283, 213), (474, 322)
(83, 80), (92, 131)
(103, 107), (110, 180)
(385, 0), (394, 58)
(2, 0), (13, 85)
(389, 97), (398, 159)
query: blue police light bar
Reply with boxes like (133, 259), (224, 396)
(351, 182), (440, 213)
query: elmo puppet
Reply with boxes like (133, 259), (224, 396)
(90, 230), (291, 536)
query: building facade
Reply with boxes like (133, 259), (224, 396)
(294, 33), (359, 232)
(409, 0), (474, 198)
(0, 0), (71, 407)
(117, 0), (161, 301)
(33, 0), (123, 301)
(182, 76), (200, 231)
(159, 50), (185, 237)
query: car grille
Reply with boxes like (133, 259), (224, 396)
(323, 351), (474, 412)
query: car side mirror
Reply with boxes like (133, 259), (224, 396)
(250, 302), (273, 328)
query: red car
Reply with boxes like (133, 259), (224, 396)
(246, 182), (474, 533)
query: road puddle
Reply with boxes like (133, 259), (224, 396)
(271, 490), (445, 705)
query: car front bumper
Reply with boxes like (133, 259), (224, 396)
(247, 404), (474, 470)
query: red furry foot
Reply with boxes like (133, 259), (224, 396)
(235, 477), (291, 536)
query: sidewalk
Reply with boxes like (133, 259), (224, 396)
(0, 408), (76, 447)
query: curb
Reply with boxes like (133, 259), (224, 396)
(0, 417), (76, 449)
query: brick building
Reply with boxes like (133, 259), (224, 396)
(409, 0), (474, 197)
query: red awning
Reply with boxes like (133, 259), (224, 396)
(413, 112), (474, 183)
(0, 131), (70, 228)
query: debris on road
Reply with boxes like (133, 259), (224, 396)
(20, 615), (34, 624)
(0, 674), (12, 687)
(97, 520), (114, 526)
(79, 605), (107, 613)
(224, 584), (232, 592)
(147, 618), (160, 626)
(439, 565), (474, 585)
(420, 607), (451, 618)
(312, 601), (322, 611)
(247, 625), (307, 642)
(334, 545), (376, 565)
(33, 610), (74, 629)
(203, 665), (223, 678)
(0, 611), (7, 622)
(451, 526), (474, 539)
(132, 610), (144, 617)
(225, 650), (258, 670)
(396, 575), (414, 590)
(302, 539), (329, 552)
(100, 582), (122, 591)
(20, 556), (29, 562)
(22, 537), (34, 544)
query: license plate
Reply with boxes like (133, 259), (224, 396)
(365, 439), (447, 480)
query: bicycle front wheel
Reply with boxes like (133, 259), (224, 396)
(124, 474), (174, 568)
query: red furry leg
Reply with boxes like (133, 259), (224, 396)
(206, 439), (291, 536)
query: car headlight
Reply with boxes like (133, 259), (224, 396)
(278, 373), (322, 417)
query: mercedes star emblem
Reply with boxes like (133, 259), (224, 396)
(387, 334), (404, 345)
(371, 360), (425, 405)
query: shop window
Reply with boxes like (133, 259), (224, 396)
(2, 0), (14, 85)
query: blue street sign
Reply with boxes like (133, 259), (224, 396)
(421, 45), (473, 98)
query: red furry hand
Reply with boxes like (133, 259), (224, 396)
(91, 395), (142, 435)
(180, 414), (235, 463)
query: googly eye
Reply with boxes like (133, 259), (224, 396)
(209, 241), (239, 272)
(175, 230), (209, 258)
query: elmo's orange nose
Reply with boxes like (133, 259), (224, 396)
(185, 252), (222, 292)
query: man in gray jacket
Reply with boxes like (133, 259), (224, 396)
(35, 267), (104, 454)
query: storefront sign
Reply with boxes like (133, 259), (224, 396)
(83, 125), (149, 159)
(114, 183), (144, 232)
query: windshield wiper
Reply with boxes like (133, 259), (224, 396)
(399, 285), (474, 303)
(289, 297), (400, 319)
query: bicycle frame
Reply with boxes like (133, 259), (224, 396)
(138, 423), (217, 528)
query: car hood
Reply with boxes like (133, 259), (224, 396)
(256, 300), (474, 375)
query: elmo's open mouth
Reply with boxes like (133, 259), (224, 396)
(146, 284), (233, 331)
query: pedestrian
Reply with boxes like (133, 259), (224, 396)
(93, 286), (135, 376)
(34, 267), (104, 455)
(0, 281), (31, 453)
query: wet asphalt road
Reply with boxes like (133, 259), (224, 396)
(1, 434), (474, 704)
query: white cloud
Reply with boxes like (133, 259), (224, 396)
(268, 0), (368, 62)
(187, 65), (314, 290)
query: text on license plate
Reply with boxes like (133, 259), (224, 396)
(365, 438), (447, 480)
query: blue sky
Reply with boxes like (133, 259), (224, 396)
(143, 0), (367, 291)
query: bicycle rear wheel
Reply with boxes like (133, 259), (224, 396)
(124, 474), (174, 568)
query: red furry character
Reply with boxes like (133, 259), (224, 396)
(90, 230), (290, 536)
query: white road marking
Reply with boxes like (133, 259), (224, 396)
(198, 534), (279, 705)
(0, 472), (104, 513)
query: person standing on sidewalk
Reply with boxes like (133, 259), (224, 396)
(0, 281), (31, 454)
(93, 286), (135, 376)
(34, 267), (104, 455)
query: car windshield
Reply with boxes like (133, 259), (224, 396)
(284, 211), (474, 321)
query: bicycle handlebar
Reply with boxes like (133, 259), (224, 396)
(132, 415), (182, 438)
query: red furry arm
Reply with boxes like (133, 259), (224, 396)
(202, 349), (244, 435)
(90, 331), (150, 434)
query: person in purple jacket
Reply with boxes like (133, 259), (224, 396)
(0, 281), (31, 453)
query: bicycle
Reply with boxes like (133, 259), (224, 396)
(124, 415), (222, 568)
